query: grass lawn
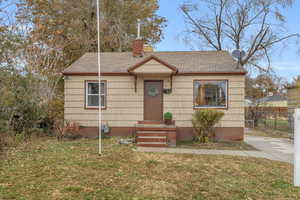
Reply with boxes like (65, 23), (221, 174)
(0, 137), (299, 200)
(178, 140), (257, 151)
(246, 128), (292, 139)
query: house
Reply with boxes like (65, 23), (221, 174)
(62, 39), (246, 146)
(256, 95), (287, 108)
(245, 98), (254, 107)
(245, 95), (288, 130)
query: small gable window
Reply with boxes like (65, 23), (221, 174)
(85, 81), (106, 109)
(193, 80), (228, 109)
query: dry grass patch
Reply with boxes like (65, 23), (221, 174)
(177, 140), (257, 151)
(0, 137), (299, 200)
(246, 128), (292, 139)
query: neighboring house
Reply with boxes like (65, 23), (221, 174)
(287, 77), (300, 131)
(256, 95), (288, 108)
(62, 39), (246, 146)
(245, 98), (253, 107)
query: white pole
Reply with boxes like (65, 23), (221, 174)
(294, 108), (300, 186)
(97, 0), (102, 155)
(137, 19), (141, 39)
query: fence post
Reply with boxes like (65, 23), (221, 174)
(294, 108), (300, 186)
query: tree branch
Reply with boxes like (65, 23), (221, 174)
(181, 5), (221, 50)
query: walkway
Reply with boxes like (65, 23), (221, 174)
(137, 135), (294, 164)
(245, 135), (293, 164)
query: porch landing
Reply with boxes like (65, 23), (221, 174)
(136, 122), (177, 147)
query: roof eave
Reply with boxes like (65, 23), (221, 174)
(176, 71), (247, 75)
(62, 71), (246, 76)
(62, 72), (130, 76)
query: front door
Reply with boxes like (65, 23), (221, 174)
(144, 80), (163, 121)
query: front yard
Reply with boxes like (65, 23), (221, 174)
(178, 140), (257, 150)
(0, 137), (299, 200)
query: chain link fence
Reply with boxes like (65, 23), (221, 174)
(245, 107), (291, 133)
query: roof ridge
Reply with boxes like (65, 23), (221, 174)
(85, 50), (230, 54)
(148, 50), (229, 53)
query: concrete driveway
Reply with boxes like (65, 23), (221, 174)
(245, 135), (294, 164)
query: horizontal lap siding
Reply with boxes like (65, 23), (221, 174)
(164, 75), (245, 127)
(65, 76), (141, 127)
(64, 75), (245, 128)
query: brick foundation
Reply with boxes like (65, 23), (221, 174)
(72, 126), (244, 141)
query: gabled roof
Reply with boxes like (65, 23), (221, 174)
(62, 51), (246, 75)
(127, 55), (178, 73)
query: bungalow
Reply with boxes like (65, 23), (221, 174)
(62, 39), (246, 147)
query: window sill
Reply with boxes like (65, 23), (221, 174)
(84, 107), (107, 110)
(193, 106), (228, 110)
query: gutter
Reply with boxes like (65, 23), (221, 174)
(62, 71), (247, 76)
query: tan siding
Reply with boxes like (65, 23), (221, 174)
(164, 75), (245, 128)
(66, 76), (133, 81)
(64, 76), (142, 126)
(64, 74), (245, 128)
(65, 108), (142, 114)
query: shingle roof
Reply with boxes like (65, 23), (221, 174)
(62, 51), (246, 74)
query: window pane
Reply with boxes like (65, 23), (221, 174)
(101, 95), (105, 107)
(88, 83), (99, 94)
(88, 95), (99, 107)
(100, 82), (105, 95)
(194, 80), (227, 107)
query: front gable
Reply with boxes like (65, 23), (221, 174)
(128, 56), (178, 74)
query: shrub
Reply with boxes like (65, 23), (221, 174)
(0, 133), (21, 152)
(164, 112), (173, 120)
(54, 120), (73, 141)
(42, 95), (64, 135)
(192, 109), (224, 143)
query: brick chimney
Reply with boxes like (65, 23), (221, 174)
(132, 39), (144, 57)
(132, 19), (144, 57)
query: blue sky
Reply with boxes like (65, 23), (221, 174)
(2, 0), (298, 81)
(156, 0), (300, 82)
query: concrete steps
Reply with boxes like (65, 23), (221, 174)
(136, 124), (177, 147)
(137, 143), (168, 147)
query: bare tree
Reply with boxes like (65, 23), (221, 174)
(180, 0), (299, 71)
(23, 43), (64, 103)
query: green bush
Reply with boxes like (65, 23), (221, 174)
(164, 112), (173, 120)
(192, 109), (224, 143)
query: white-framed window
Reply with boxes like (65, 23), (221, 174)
(193, 80), (228, 109)
(85, 81), (106, 109)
